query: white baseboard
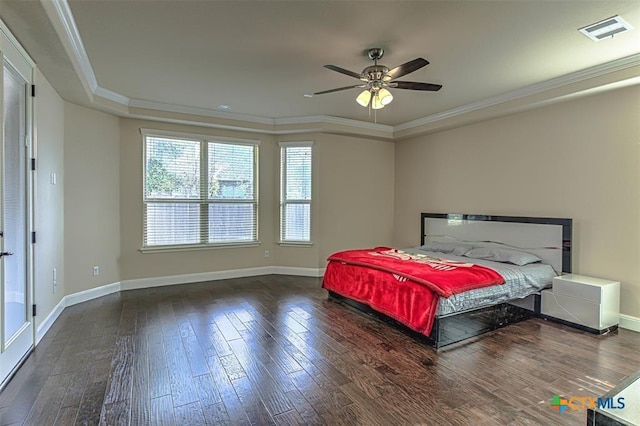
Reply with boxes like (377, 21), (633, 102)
(65, 282), (122, 307)
(36, 298), (65, 344)
(121, 266), (274, 291)
(269, 266), (325, 277)
(35, 267), (324, 344)
(619, 314), (640, 333)
(35, 281), (121, 345)
(121, 266), (325, 291)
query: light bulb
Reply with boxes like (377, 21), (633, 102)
(356, 90), (371, 107)
(378, 88), (393, 105)
(371, 93), (385, 110)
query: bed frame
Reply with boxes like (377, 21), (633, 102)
(328, 213), (573, 349)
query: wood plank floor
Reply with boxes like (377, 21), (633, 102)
(1, 275), (639, 425)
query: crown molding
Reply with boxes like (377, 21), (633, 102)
(94, 85), (130, 105)
(395, 53), (640, 133)
(128, 100), (394, 139)
(129, 98), (274, 125)
(130, 100), (394, 136)
(275, 115), (394, 133)
(40, 0), (97, 97)
(41, 0), (640, 140)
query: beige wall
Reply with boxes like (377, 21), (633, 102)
(34, 75), (640, 325)
(33, 69), (65, 327)
(119, 119), (278, 280)
(316, 133), (395, 263)
(119, 122), (395, 279)
(272, 133), (395, 268)
(394, 86), (640, 318)
(64, 103), (120, 294)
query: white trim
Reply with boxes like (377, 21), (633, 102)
(0, 19), (36, 68)
(122, 267), (269, 290)
(35, 281), (121, 345)
(129, 112), (284, 136)
(131, 99), (274, 126)
(140, 128), (260, 146)
(279, 141), (314, 148)
(94, 86), (130, 105)
(132, 101), (396, 135)
(65, 282), (122, 307)
(35, 298), (65, 344)
(277, 241), (314, 247)
(280, 144), (313, 244)
(142, 131), (259, 249)
(619, 314), (640, 333)
(119, 266), (324, 290)
(40, 0), (98, 94)
(0, 23), (37, 385)
(274, 115), (394, 134)
(395, 53), (640, 132)
(140, 242), (260, 253)
(271, 267), (325, 277)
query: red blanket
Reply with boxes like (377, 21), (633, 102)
(322, 247), (505, 335)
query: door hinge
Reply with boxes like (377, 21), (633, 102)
(31, 158), (36, 171)
(31, 84), (36, 97)
(32, 304), (36, 317)
(32, 231), (36, 244)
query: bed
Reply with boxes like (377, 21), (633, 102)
(323, 213), (573, 349)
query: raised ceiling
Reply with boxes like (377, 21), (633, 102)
(1, 0), (639, 137)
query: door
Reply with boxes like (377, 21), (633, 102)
(0, 60), (33, 387)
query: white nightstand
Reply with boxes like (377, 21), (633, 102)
(541, 274), (620, 334)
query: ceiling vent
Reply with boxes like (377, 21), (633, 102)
(579, 15), (633, 41)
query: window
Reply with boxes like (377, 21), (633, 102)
(142, 129), (259, 249)
(280, 142), (312, 243)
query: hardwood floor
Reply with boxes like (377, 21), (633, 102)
(1, 275), (639, 425)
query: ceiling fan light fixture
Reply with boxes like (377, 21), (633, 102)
(316, 47), (440, 116)
(371, 93), (385, 110)
(378, 88), (393, 105)
(356, 90), (372, 107)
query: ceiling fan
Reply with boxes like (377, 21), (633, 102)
(313, 48), (442, 109)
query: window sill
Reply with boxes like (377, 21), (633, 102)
(277, 241), (313, 247)
(140, 242), (260, 253)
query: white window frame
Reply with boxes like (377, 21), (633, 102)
(141, 129), (260, 252)
(279, 141), (313, 245)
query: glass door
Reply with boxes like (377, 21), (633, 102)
(0, 61), (33, 387)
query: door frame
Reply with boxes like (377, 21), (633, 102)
(0, 19), (36, 390)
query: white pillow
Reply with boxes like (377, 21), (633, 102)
(463, 246), (541, 266)
(419, 241), (476, 256)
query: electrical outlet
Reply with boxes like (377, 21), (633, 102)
(53, 268), (57, 293)
(93, 265), (100, 276)
(264, 250), (270, 258)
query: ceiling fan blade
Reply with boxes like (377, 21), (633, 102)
(324, 65), (363, 80)
(313, 84), (365, 95)
(386, 58), (429, 80)
(391, 81), (442, 91)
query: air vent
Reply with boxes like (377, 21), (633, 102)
(579, 15), (633, 41)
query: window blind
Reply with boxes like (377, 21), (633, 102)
(143, 131), (258, 249)
(280, 143), (312, 242)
